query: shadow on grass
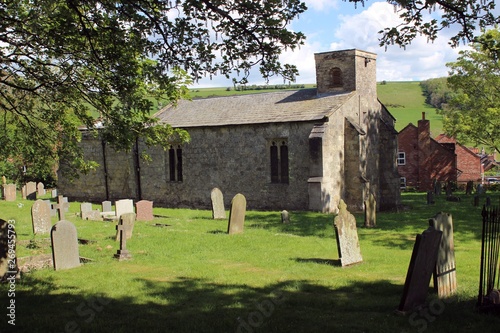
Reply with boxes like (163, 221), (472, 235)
(293, 258), (341, 266)
(7, 273), (500, 333)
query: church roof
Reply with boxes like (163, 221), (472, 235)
(154, 88), (356, 128)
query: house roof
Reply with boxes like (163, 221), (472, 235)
(154, 88), (357, 128)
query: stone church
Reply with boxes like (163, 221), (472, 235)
(58, 49), (401, 213)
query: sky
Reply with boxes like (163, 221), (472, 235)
(193, 0), (472, 88)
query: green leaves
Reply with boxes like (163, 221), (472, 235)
(0, 0), (306, 180)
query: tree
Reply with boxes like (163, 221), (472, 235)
(351, 0), (499, 48)
(442, 29), (500, 153)
(0, 0), (306, 180)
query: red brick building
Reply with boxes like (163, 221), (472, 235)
(397, 113), (457, 191)
(435, 134), (482, 182)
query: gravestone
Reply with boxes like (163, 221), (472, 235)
(445, 182), (453, 197)
(474, 195), (480, 207)
(26, 181), (36, 200)
(51, 189), (58, 198)
(37, 182), (45, 196)
(334, 200), (363, 266)
(102, 201), (113, 215)
(211, 188), (226, 220)
(44, 200), (57, 217)
(115, 199), (134, 219)
(21, 185), (26, 199)
(434, 181), (442, 195)
(31, 199), (52, 234)
(398, 226), (443, 313)
(80, 202), (92, 217)
(135, 200), (154, 221)
(115, 213), (136, 241)
(465, 181), (474, 195)
(281, 210), (290, 224)
(0, 219), (18, 281)
(477, 184), (485, 195)
(429, 212), (457, 298)
(51, 220), (81, 270)
(227, 193), (246, 235)
(426, 191), (435, 205)
(3, 184), (16, 202)
(364, 193), (376, 228)
(114, 222), (132, 261)
(53, 195), (70, 220)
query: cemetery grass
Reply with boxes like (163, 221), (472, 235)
(2, 193), (500, 332)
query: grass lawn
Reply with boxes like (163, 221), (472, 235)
(2, 192), (499, 332)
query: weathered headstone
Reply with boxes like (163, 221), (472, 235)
(211, 188), (226, 220)
(465, 181), (474, 195)
(115, 213), (136, 241)
(281, 210), (290, 224)
(44, 200), (57, 217)
(102, 201), (113, 215)
(26, 181), (36, 200)
(434, 181), (442, 195)
(80, 202), (102, 221)
(398, 226), (443, 313)
(53, 195), (69, 220)
(429, 212), (457, 298)
(37, 182), (45, 196)
(114, 222), (132, 261)
(80, 202), (92, 217)
(3, 184), (16, 202)
(334, 200), (363, 266)
(31, 199), (52, 234)
(51, 189), (58, 198)
(426, 191), (435, 205)
(0, 219), (18, 281)
(115, 199), (134, 219)
(364, 193), (376, 227)
(21, 185), (26, 199)
(135, 200), (154, 221)
(51, 220), (81, 270)
(227, 193), (246, 235)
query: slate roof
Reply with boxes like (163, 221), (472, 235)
(154, 88), (356, 128)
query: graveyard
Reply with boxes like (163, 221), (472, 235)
(1, 190), (500, 332)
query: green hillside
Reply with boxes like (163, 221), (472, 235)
(376, 81), (442, 134)
(187, 81), (443, 135)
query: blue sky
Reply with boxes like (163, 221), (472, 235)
(193, 0), (471, 88)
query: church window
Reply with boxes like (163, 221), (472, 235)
(330, 67), (343, 87)
(168, 145), (183, 182)
(270, 140), (289, 184)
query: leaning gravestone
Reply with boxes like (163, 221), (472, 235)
(0, 219), (18, 281)
(135, 200), (154, 221)
(364, 193), (376, 228)
(37, 182), (45, 196)
(31, 199), (52, 234)
(3, 184), (16, 202)
(211, 188), (226, 220)
(115, 213), (136, 241)
(429, 212), (457, 298)
(334, 200), (363, 266)
(26, 181), (36, 200)
(115, 199), (134, 219)
(398, 226), (443, 313)
(227, 193), (246, 235)
(51, 220), (80, 270)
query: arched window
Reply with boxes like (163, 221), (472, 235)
(168, 145), (183, 182)
(330, 67), (343, 88)
(270, 140), (289, 184)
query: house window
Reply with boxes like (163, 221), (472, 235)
(400, 177), (406, 189)
(397, 152), (406, 165)
(270, 140), (289, 184)
(330, 67), (343, 88)
(168, 145), (183, 182)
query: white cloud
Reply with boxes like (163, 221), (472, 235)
(303, 0), (340, 11)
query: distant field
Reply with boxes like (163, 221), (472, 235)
(187, 81), (443, 135)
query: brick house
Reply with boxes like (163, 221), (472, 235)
(435, 134), (482, 183)
(58, 49), (401, 212)
(397, 113), (457, 190)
